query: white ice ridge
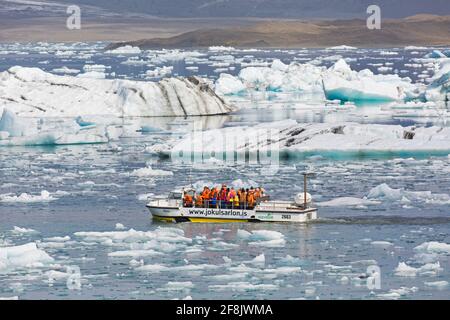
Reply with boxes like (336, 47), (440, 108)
(147, 120), (450, 155)
(215, 58), (421, 102)
(0, 66), (234, 117)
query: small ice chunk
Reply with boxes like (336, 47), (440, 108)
(115, 223), (125, 230)
(424, 281), (448, 289)
(11, 226), (39, 235)
(130, 166), (173, 177)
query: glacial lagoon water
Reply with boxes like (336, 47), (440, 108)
(0, 44), (449, 299)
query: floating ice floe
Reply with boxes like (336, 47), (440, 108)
(414, 241), (450, 254)
(424, 50), (447, 59)
(208, 282), (279, 292)
(326, 45), (357, 50)
(237, 229), (286, 247)
(394, 261), (442, 277)
(51, 66), (80, 74)
(0, 243), (54, 273)
(147, 49), (205, 64)
(316, 197), (380, 207)
(314, 182), (450, 208)
(105, 45), (141, 55)
(367, 183), (450, 204)
(424, 281), (448, 289)
(0, 190), (56, 203)
(130, 166), (173, 178)
(147, 120), (450, 156)
(158, 281), (194, 292)
(424, 58), (450, 102)
(145, 66), (173, 78)
(377, 286), (418, 299)
(11, 226), (39, 234)
(0, 66), (234, 117)
(74, 227), (192, 254)
(209, 46), (236, 52)
(0, 109), (116, 146)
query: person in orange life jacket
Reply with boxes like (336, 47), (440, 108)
(201, 186), (210, 206)
(254, 187), (261, 202)
(195, 193), (203, 207)
(210, 187), (219, 208)
(219, 185), (227, 208)
(247, 187), (255, 209)
(183, 192), (193, 207)
(238, 188), (247, 209)
(244, 188), (250, 209)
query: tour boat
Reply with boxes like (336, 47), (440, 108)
(146, 175), (318, 223)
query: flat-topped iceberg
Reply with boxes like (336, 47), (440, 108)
(0, 108), (118, 146)
(105, 45), (141, 55)
(0, 66), (234, 117)
(214, 59), (417, 102)
(148, 120), (450, 155)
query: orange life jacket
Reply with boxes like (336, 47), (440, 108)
(239, 191), (247, 203)
(195, 195), (203, 206)
(184, 194), (193, 205)
(202, 189), (210, 200)
(247, 192), (255, 205)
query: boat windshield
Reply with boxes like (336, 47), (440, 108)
(168, 192), (182, 200)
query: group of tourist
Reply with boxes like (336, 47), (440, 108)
(183, 184), (266, 209)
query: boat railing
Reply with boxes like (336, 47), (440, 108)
(184, 200), (256, 210)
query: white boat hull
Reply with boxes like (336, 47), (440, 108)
(146, 204), (318, 223)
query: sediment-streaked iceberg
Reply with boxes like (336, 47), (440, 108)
(0, 66), (234, 117)
(147, 120), (450, 155)
(214, 59), (417, 102)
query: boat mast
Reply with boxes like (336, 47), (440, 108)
(302, 172), (314, 209)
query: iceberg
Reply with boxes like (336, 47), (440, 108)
(214, 73), (246, 95)
(424, 50), (447, 59)
(105, 45), (141, 55)
(0, 66), (234, 117)
(215, 59), (416, 102)
(0, 108), (117, 146)
(322, 59), (412, 102)
(147, 120), (450, 156)
(425, 59), (450, 102)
